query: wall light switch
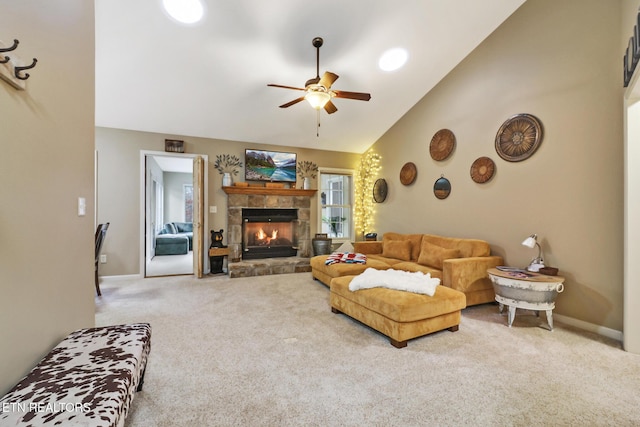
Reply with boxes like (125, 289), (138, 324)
(78, 197), (86, 216)
(209, 206), (217, 213)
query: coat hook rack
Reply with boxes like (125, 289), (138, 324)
(0, 39), (19, 53)
(0, 38), (38, 90)
(0, 39), (18, 64)
(15, 58), (37, 80)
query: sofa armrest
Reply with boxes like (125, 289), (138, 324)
(442, 256), (503, 292)
(353, 241), (383, 255)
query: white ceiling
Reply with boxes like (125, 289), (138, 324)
(153, 155), (193, 173)
(95, 0), (525, 154)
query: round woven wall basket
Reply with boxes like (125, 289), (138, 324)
(429, 129), (455, 161)
(470, 157), (496, 183)
(400, 162), (417, 185)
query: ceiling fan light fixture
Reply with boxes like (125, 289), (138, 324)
(305, 90), (331, 110)
(162, 0), (204, 24)
(378, 47), (408, 71)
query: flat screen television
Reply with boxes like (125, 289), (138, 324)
(245, 149), (297, 183)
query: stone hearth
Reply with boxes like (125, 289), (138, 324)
(228, 256), (311, 279)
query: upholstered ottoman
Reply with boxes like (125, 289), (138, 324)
(155, 234), (189, 255)
(330, 275), (467, 348)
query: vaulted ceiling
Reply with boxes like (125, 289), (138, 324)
(95, 0), (525, 153)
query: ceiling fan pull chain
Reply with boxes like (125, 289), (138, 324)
(316, 110), (320, 137)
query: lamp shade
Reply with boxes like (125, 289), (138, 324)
(521, 234), (537, 248)
(305, 91), (331, 109)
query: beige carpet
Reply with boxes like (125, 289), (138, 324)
(96, 273), (640, 427)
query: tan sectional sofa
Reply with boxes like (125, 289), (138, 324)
(311, 232), (503, 306)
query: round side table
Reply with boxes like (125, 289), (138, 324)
(487, 268), (565, 330)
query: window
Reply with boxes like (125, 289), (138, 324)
(318, 170), (353, 241)
(184, 184), (193, 222)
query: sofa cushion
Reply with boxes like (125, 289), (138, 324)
(393, 262), (443, 278)
(417, 240), (461, 269)
(367, 254), (405, 266)
(310, 255), (391, 279)
(164, 223), (178, 234)
(382, 240), (412, 261)
(422, 234), (490, 258)
(383, 233), (423, 261)
(173, 222), (193, 233)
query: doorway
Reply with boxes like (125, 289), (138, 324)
(140, 151), (208, 277)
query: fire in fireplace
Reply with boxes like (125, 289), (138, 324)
(242, 208), (298, 259)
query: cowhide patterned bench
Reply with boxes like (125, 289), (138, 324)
(0, 323), (151, 427)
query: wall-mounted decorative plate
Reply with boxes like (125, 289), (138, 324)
(470, 157), (496, 183)
(430, 129), (456, 161)
(495, 113), (543, 162)
(373, 178), (388, 203)
(433, 175), (451, 199)
(400, 162), (417, 185)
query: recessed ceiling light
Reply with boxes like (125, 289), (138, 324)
(162, 0), (204, 24)
(378, 48), (408, 72)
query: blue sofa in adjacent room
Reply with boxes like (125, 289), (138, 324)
(155, 222), (193, 255)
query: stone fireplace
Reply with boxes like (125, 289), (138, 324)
(242, 208), (298, 259)
(224, 186), (315, 277)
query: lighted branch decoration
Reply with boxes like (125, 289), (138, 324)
(354, 151), (381, 237)
(214, 154), (243, 176)
(297, 160), (318, 179)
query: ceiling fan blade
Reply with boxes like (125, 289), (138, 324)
(319, 71), (339, 89)
(279, 97), (305, 108)
(268, 84), (306, 91)
(333, 90), (371, 101)
(324, 100), (338, 114)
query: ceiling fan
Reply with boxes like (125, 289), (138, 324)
(267, 37), (371, 116)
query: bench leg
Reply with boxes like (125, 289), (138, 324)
(137, 366), (147, 392)
(448, 325), (459, 332)
(390, 338), (407, 348)
(331, 307), (342, 314)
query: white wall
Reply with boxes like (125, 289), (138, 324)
(164, 172), (193, 223)
(0, 1), (95, 394)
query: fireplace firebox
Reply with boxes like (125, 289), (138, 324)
(242, 208), (298, 260)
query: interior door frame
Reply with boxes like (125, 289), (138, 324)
(624, 68), (640, 353)
(139, 150), (209, 277)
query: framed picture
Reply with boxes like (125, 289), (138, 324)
(165, 139), (184, 153)
(245, 149), (296, 183)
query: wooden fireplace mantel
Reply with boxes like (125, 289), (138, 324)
(222, 186), (317, 197)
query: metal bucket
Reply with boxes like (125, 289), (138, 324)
(312, 238), (332, 256)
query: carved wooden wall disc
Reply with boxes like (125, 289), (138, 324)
(470, 157), (496, 183)
(430, 129), (456, 161)
(495, 113), (543, 162)
(373, 178), (388, 203)
(400, 162), (417, 185)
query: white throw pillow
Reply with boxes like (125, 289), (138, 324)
(333, 241), (354, 254)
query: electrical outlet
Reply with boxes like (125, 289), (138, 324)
(100, 254), (107, 264)
(209, 206), (217, 213)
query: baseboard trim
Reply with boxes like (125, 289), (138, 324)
(554, 313), (623, 342)
(100, 274), (142, 282)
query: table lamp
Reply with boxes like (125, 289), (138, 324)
(522, 233), (545, 272)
